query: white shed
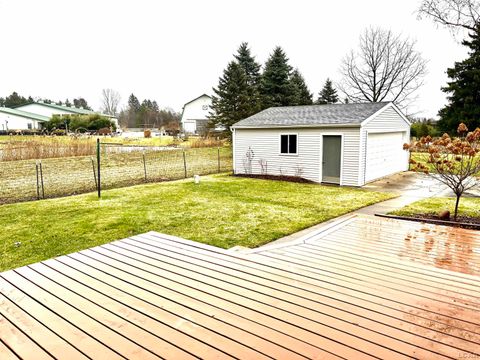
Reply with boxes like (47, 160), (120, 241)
(180, 94), (212, 135)
(231, 102), (410, 186)
(0, 107), (49, 131)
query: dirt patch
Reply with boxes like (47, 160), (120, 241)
(234, 174), (317, 184)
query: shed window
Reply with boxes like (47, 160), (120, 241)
(27, 123), (32, 130)
(280, 134), (297, 154)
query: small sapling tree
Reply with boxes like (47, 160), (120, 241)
(405, 123), (480, 220)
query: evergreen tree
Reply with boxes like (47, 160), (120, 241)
(234, 42), (261, 87)
(127, 94), (141, 127)
(127, 94), (141, 112)
(210, 61), (251, 134)
(260, 47), (295, 108)
(316, 78), (339, 104)
(438, 26), (480, 133)
(290, 69), (313, 105)
(2, 92), (30, 107)
(234, 42), (262, 113)
(73, 98), (92, 110)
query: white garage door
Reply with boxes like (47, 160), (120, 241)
(365, 132), (407, 182)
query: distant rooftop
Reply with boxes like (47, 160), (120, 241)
(0, 107), (50, 122)
(232, 102), (391, 128)
(14, 101), (97, 115)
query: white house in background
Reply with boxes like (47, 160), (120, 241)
(14, 102), (120, 129)
(180, 94), (212, 135)
(231, 102), (410, 186)
(0, 107), (49, 131)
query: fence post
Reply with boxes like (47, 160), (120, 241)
(217, 147), (220, 173)
(97, 138), (101, 198)
(91, 157), (98, 190)
(39, 160), (45, 199)
(183, 150), (187, 178)
(35, 161), (40, 200)
(142, 151), (147, 182)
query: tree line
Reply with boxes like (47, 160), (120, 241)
(209, 43), (339, 132)
(0, 92), (92, 110)
(0, 90), (181, 132)
(117, 94), (181, 132)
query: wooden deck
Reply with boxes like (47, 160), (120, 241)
(1, 214), (479, 359)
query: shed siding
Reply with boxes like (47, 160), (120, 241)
(358, 106), (411, 184)
(234, 128), (361, 186)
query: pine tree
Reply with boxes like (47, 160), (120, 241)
(210, 61), (251, 134)
(234, 42), (262, 113)
(127, 94), (141, 112)
(3, 92), (29, 107)
(438, 26), (480, 133)
(73, 98), (92, 110)
(290, 69), (313, 105)
(260, 47), (295, 108)
(127, 94), (141, 127)
(234, 42), (261, 87)
(316, 78), (339, 104)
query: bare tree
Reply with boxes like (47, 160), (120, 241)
(101, 88), (121, 116)
(338, 27), (427, 108)
(418, 0), (479, 32)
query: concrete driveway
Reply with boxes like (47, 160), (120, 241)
(358, 171), (450, 215)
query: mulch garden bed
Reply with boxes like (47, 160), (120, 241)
(377, 213), (480, 230)
(234, 174), (316, 184)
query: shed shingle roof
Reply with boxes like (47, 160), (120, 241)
(232, 102), (390, 128)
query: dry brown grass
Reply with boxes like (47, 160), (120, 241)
(0, 135), (228, 161)
(0, 136), (95, 161)
(184, 137), (229, 148)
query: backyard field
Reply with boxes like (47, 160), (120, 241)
(0, 174), (395, 271)
(0, 135), (227, 161)
(0, 145), (232, 204)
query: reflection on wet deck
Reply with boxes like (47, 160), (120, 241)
(334, 216), (480, 276)
(252, 214), (480, 359)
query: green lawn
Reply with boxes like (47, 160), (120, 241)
(0, 174), (395, 271)
(391, 197), (480, 218)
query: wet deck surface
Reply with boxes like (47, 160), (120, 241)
(1, 215), (479, 359)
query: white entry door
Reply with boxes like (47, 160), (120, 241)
(365, 132), (407, 182)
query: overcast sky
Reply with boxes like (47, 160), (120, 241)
(0, 0), (470, 118)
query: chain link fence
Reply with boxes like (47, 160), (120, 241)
(0, 144), (232, 204)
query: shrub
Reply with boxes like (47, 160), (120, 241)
(45, 114), (116, 133)
(410, 122), (438, 138)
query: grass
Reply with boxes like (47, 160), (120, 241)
(391, 197), (480, 218)
(0, 174), (395, 271)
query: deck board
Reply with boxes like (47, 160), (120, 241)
(0, 339), (21, 360)
(1, 214), (479, 359)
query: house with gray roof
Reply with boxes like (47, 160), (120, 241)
(231, 102), (410, 186)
